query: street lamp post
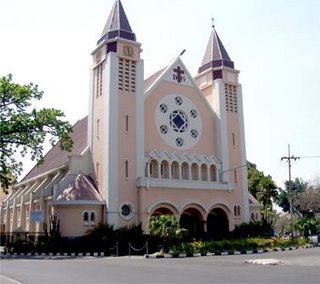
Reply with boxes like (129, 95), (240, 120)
(219, 163), (248, 182)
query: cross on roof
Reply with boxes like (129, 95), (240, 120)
(173, 66), (185, 83)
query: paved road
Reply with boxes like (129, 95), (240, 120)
(1, 247), (319, 284)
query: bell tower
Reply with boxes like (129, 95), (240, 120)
(195, 23), (250, 222)
(88, 0), (144, 227)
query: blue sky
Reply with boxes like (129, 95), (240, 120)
(1, 0), (319, 188)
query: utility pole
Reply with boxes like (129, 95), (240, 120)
(281, 144), (300, 237)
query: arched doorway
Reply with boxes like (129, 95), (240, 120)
(152, 207), (174, 216)
(207, 208), (229, 240)
(179, 208), (204, 240)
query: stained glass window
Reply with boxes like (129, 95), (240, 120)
(169, 110), (188, 133)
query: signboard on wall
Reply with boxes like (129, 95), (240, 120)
(30, 211), (44, 222)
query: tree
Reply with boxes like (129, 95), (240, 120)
(293, 187), (320, 215)
(0, 74), (73, 191)
(294, 217), (319, 237)
(247, 161), (278, 219)
(277, 178), (307, 213)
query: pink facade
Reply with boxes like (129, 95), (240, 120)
(0, 0), (260, 240)
(88, 0), (258, 239)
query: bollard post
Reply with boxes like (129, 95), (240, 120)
(116, 242), (119, 257)
(128, 243), (131, 257)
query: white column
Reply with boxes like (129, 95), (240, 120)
(214, 80), (230, 183)
(206, 166), (210, 182)
(168, 162), (172, 179)
(237, 85), (250, 222)
(135, 59), (145, 178)
(178, 163), (182, 180)
(157, 160), (161, 178)
(104, 52), (119, 227)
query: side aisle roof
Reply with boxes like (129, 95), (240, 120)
(19, 117), (88, 184)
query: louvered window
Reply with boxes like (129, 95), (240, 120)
(224, 84), (238, 113)
(118, 58), (136, 93)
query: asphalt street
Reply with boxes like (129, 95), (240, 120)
(1, 247), (319, 284)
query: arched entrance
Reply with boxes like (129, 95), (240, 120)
(207, 208), (229, 240)
(179, 208), (204, 240)
(152, 207), (174, 216)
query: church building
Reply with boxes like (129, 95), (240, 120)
(0, 0), (260, 241)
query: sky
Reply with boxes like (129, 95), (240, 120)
(1, 0), (319, 188)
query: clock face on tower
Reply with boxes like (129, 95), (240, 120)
(155, 94), (202, 150)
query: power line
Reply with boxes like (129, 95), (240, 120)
(299, 155), (320, 159)
(281, 144), (300, 238)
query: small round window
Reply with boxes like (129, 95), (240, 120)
(160, 124), (168, 134)
(120, 202), (134, 220)
(190, 129), (198, 139)
(175, 137), (184, 147)
(190, 109), (198, 118)
(121, 204), (131, 216)
(175, 96), (183, 105)
(159, 104), (168, 113)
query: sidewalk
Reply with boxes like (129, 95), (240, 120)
(0, 275), (23, 284)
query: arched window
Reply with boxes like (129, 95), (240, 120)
(96, 119), (100, 140)
(171, 161), (179, 179)
(125, 115), (129, 132)
(210, 165), (217, 181)
(181, 162), (189, 180)
(237, 206), (241, 216)
(96, 162), (99, 182)
(149, 159), (159, 178)
(191, 163), (199, 180)
(90, 211), (96, 224)
(234, 205), (237, 216)
(125, 160), (129, 178)
(83, 211), (89, 224)
(201, 164), (208, 181)
(161, 160), (169, 178)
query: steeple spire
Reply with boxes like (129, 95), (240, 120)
(198, 22), (234, 74)
(97, 0), (136, 45)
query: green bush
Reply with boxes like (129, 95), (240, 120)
(7, 238), (35, 253)
(294, 217), (319, 237)
(148, 215), (180, 242)
(232, 220), (274, 238)
(168, 237), (308, 255)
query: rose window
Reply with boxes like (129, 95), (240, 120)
(155, 94), (202, 150)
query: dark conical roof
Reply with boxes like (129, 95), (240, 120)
(198, 28), (234, 73)
(97, 0), (136, 45)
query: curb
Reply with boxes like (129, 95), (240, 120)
(0, 251), (106, 257)
(144, 245), (316, 259)
(1, 245), (316, 259)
